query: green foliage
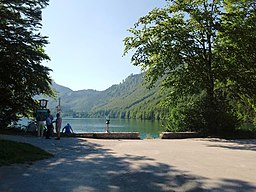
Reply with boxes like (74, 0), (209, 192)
(124, 0), (256, 134)
(0, 0), (54, 127)
(92, 74), (163, 120)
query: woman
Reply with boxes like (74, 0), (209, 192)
(55, 113), (62, 140)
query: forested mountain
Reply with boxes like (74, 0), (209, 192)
(48, 73), (164, 120)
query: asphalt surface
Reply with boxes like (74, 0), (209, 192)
(0, 134), (256, 192)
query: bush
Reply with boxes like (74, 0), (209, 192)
(163, 92), (240, 136)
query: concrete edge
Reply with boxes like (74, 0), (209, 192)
(61, 132), (141, 140)
(160, 132), (204, 139)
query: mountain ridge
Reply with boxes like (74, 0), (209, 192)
(48, 73), (163, 120)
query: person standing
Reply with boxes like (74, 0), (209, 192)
(37, 119), (45, 137)
(50, 113), (54, 137)
(45, 110), (52, 139)
(55, 113), (62, 140)
(36, 113), (45, 137)
(105, 117), (110, 133)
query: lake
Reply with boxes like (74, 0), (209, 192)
(62, 118), (165, 139)
(20, 118), (166, 139)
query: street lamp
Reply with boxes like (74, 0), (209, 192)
(39, 99), (48, 109)
(56, 97), (61, 113)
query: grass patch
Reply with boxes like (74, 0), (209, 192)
(0, 140), (53, 166)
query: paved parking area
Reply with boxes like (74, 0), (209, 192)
(0, 135), (256, 192)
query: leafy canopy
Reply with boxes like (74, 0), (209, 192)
(0, 0), (54, 127)
(124, 0), (256, 133)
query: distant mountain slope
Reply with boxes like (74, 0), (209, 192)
(52, 83), (73, 94)
(49, 85), (101, 112)
(49, 73), (163, 119)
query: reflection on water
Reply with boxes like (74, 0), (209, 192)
(20, 118), (165, 139)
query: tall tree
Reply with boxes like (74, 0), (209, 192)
(0, 0), (53, 127)
(216, 0), (256, 126)
(124, 0), (256, 133)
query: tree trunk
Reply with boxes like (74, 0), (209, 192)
(205, 31), (216, 134)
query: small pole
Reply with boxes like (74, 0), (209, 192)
(56, 97), (61, 113)
(105, 116), (110, 133)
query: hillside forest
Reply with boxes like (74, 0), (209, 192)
(48, 73), (164, 121)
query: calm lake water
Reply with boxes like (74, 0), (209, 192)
(62, 118), (165, 139)
(20, 118), (166, 139)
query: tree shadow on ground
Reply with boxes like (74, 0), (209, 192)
(209, 179), (256, 192)
(0, 136), (256, 192)
(206, 138), (256, 151)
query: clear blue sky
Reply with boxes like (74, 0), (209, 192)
(41, 0), (166, 91)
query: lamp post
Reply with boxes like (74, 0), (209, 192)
(56, 97), (61, 113)
(35, 99), (48, 137)
(39, 99), (48, 109)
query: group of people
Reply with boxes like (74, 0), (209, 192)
(45, 110), (74, 140)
